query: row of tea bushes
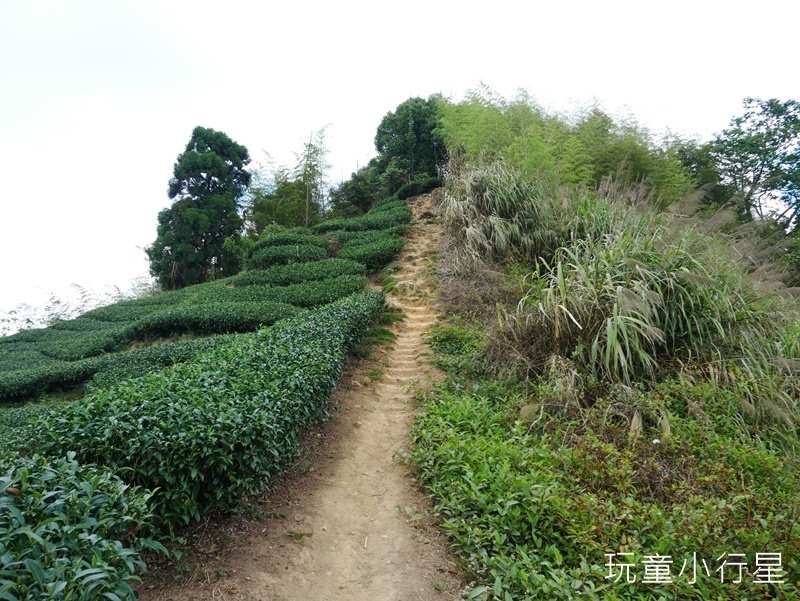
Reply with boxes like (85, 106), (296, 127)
(130, 301), (297, 337)
(0, 451), (163, 599)
(326, 224), (409, 244)
(325, 199), (411, 272)
(15, 291), (384, 531)
(0, 271), (374, 402)
(1, 326), (129, 362)
(246, 232), (330, 256)
(311, 199), (411, 234)
(0, 301), (298, 402)
(186, 275), (367, 307)
(83, 334), (238, 391)
(338, 233), (406, 272)
(232, 258), (365, 287)
(245, 243), (328, 271)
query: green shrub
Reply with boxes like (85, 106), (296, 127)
(392, 176), (442, 200)
(30, 292), (385, 530)
(86, 335), (237, 391)
(0, 348), (56, 372)
(247, 233), (330, 258)
(366, 198), (408, 213)
(338, 235), (404, 272)
(265, 275), (369, 307)
(131, 301), (297, 337)
(245, 244), (328, 270)
(29, 329), (132, 362)
(177, 276), (368, 308)
(311, 203), (411, 234)
(0, 359), (102, 402)
(80, 303), (166, 324)
(48, 317), (124, 333)
(233, 258), (366, 287)
(326, 225), (409, 244)
(0, 451), (163, 599)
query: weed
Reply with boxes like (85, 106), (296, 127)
(365, 327), (397, 346)
(396, 504), (429, 526)
(380, 307), (405, 326)
(350, 345), (371, 359)
(286, 530), (313, 542)
(382, 275), (398, 294)
(232, 501), (276, 521)
(367, 367), (384, 382)
(432, 579), (449, 592)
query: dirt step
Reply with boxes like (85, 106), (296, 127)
(392, 360), (420, 368)
(386, 366), (421, 375)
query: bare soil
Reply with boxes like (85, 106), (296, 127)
(138, 192), (462, 601)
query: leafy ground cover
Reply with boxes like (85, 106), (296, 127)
(412, 368), (800, 600)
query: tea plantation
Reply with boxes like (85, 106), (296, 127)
(0, 197), (409, 598)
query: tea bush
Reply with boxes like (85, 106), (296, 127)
(263, 275), (368, 307)
(80, 303), (168, 324)
(245, 244), (328, 270)
(392, 176), (442, 200)
(85, 334), (237, 391)
(0, 451), (163, 599)
(131, 300), (297, 337)
(0, 348), (56, 372)
(29, 291), (385, 530)
(0, 360), (103, 402)
(325, 223), (409, 243)
(188, 276), (367, 308)
(232, 258), (365, 287)
(311, 202), (411, 233)
(2, 327), (133, 362)
(337, 234), (405, 272)
(247, 233), (330, 257)
(0, 299), (300, 401)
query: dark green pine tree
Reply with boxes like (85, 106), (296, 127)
(147, 127), (251, 289)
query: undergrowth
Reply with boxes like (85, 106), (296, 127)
(414, 333), (800, 599)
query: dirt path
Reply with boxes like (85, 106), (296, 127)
(140, 192), (461, 601)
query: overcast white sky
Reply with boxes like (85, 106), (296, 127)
(1, 0), (798, 316)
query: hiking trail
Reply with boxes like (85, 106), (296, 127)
(141, 191), (461, 601)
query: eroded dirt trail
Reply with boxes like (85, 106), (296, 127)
(142, 192), (460, 601)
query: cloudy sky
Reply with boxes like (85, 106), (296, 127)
(1, 0), (798, 317)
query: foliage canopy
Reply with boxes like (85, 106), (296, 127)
(711, 97), (800, 225)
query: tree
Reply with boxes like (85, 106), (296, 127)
(374, 96), (445, 190)
(146, 127), (251, 289)
(247, 168), (311, 233)
(329, 159), (383, 217)
(293, 127), (330, 227)
(243, 129), (329, 233)
(711, 97), (800, 224)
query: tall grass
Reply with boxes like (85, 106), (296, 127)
(441, 161), (569, 272)
(441, 160), (800, 440)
